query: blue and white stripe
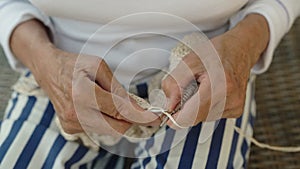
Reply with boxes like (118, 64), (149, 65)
(0, 92), (123, 169)
(132, 75), (256, 169)
(0, 74), (256, 169)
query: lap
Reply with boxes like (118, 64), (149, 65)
(0, 91), (124, 169)
(132, 76), (256, 169)
(0, 74), (256, 169)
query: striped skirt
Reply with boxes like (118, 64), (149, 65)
(0, 74), (256, 169)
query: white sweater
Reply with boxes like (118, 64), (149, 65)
(0, 0), (299, 84)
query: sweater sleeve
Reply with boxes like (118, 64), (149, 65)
(0, 0), (54, 72)
(230, 0), (300, 74)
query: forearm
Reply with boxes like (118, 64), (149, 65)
(228, 14), (270, 68)
(10, 19), (56, 75)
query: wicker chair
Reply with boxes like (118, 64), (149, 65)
(0, 47), (18, 115)
(248, 18), (300, 168)
(0, 18), (299, 168)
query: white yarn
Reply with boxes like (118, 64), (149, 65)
(234, 126), (300, 152)
(147, 106), (187, 129)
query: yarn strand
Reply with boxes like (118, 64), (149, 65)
(234, 126), (300, 152)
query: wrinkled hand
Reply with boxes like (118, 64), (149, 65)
(32, 49), (159, 135)
(162, 14), (269, 129)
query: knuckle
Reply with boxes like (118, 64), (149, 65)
(60, 120), (81, 134)
(98, 58), (108, 68)
(64, 127), (80, 134)
(174, 92), (182, 102)
(63, 109), (77, 122)
(113, 86), (127, 98)
(226, 107), (244, 118)
(230, 111), (243, 118)
(110, 102), (123, 119)
(88, 57), (106, 73)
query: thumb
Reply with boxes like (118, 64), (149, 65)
(161, 74), (184, 111)
(94, 58), (128, 98)
(162, 56), (197, 111)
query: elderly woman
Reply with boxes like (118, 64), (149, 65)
(0, 0), (299, 168)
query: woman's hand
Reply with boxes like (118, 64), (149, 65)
(34, 49), (134, 135)
(162, 14), (270, 129)
(10, 19), (159, 135)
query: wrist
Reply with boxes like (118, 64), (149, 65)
(10, 19), (58, 75)
(30, 42), (58, 74)
(228, 14), (270, 68)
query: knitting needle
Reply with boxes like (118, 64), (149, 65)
(159, 81), (199, 127)
(159, 103), (182, 127)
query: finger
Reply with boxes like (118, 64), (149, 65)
(161, 75), (182, 111)
(58, 107), (130, 135)
(80, 111), (132, 135)
(93, 60), (156, 122)
(166, 74), (211, 129)
(222, 107), (244, 119)
(68, 92), (133, 135)
(73, 105), (132, 136)
(95, 58), (128, 98)
(101, 114), (132, 135)
(77, 56), (127, 98)
(73, 74), (160, 125)
(58, 115), (84, 134)
(94, 84), (161, 125)
(163, 52), (205, 111)
(171, 52), (206, 87)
